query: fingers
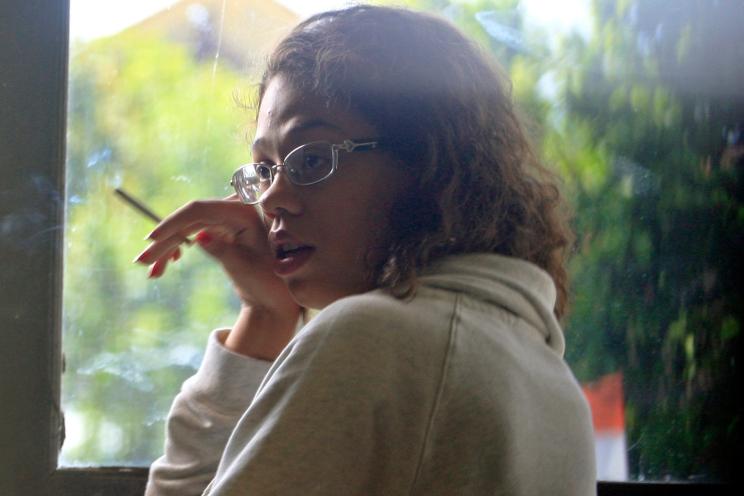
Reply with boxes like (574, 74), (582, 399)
(135, 198), (267, 279)
(143, 227), (268, 284)
(146, 200), (259, 242)
(148, 254), (169, 279)
(136, 199), (258, 262)
(145, 246), (181, 279)
(135, 222), (206, 264)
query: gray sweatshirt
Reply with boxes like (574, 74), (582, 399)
(146, 253), (597, 495)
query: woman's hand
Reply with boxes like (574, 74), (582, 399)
(134, 197), (300, 358)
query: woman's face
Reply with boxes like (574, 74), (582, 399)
(254, 76), (408, 309)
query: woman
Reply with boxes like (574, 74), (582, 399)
(137, 5), (596, 495)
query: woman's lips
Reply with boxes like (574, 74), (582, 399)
(273, 246), (315, 276)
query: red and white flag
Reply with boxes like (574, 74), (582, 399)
(581, 372), (628, 480)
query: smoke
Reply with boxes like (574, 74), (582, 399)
(475, 10), (530, 53)
(0, 174), (64, 250)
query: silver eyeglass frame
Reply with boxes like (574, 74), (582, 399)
(230, 138), (382, 205)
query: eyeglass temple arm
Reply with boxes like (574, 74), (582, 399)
(337, 138), (384, 152)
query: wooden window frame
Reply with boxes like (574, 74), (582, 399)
(0, 0), (733, 494)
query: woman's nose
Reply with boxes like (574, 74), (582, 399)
(258, 166), (303, 219)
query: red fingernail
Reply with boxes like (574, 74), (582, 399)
(148, 264), (163, 279)
(134, 250), (149, 264)
(196, 231), (212, 245)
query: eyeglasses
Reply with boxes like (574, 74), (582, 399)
(230, 138), (382, 204)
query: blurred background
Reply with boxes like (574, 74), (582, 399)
(61, 0), (744, 483)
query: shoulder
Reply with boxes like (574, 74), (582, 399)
(283, 290), (454, 378)
(297, 291), (417, 352)
(315, 290), (413, 330)
(305, 288), (454, 345)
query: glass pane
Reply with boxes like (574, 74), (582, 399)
(61, 0), (297, 465)
(61, 0), (743, 483)
(460, 0), (740, 482)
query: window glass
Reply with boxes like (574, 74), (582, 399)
(61, 0), (742, 482)
(61, 0), (297, 466)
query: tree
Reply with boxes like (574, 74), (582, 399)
(550, 0), (743, 480)
(389, 0), (743, 481)
(63, 32), (253, 464)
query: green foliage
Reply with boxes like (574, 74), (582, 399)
(382, 0), (743, 481)
(62, 33), (252, 465)
(550, 0), (743, 481)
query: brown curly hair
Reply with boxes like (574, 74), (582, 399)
(258, 5), (573, 318)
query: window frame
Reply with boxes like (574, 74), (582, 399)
(0, 0), (734, 494)
(0, 0), (69, 493)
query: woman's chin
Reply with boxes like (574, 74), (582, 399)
(285, 279), (333, 311)
(285, 277), (369, 311)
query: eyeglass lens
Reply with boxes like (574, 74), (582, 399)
(281, 142), (334, 185)
(235, 142), (336, 203)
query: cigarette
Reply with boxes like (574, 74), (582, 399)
(114, 187), (162, 223)
(114, 187), (193, 245)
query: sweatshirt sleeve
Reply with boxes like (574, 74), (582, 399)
(145, 329), (274, 496)
(204, 295), (441, 495)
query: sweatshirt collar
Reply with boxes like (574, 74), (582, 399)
(419, 253), (566, 356)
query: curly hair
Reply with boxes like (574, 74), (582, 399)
(258, 5), (573, 319)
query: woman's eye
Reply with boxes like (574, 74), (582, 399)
(284, 143), (333, 181)
(255, 164), (272, 181)
(302, 154), (325, 170)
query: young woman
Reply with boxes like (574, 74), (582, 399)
(137, 5), (597, 495)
